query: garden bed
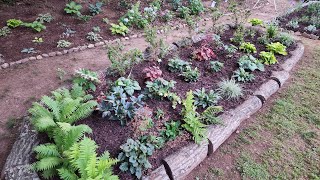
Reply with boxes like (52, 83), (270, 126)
(277, 1), (320, 39)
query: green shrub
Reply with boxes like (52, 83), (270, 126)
(64, 1), (82, 15)
(168, 58), (191, 72)
(232, 68), (255, 82)
(259, 51), (277, 65)
(182, 91), (207, 144)
(249, 18), (263, 26)
(177, 6), (191, 19)
(266, 24), (278, 38)
(189, 0), (205, 15)
(238, 55), (264, 72)
(218, 79), (243, 100)
(118, 139), (154, 179)
(160, 120), (182, 141)
(181, 67), (200, 82)
(230, 26), (245, 45)
(89, 2), (103, 15)
(114, 77), (141, 96)
(239, 42), (257, 53)
(110, 22), (129, 36)
(276, 33), (295, 47)
(266, 42), (287, 55)
(210, 61), (224, 72)
(193, 88), (221, 108)
(73, 69), (100, 91)
(22, 21), (46, 32)
(120, 2), (148, 29)
(86, 31), (103, 41)
(6, 19), (23, 28)
(304, 25), (317, 33)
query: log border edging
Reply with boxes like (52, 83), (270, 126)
(2, 34), (305, 180)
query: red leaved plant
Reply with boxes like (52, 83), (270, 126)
(193, 46), (217, 61)
(143, 66), (162, 81)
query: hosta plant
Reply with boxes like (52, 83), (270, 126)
(168, 58), (191, 72)
(6, 19), (23, 28)
(22, 21), (46, 32)
(21, 48), (36, 54)
(266, 42), (287, 55)
(180, 67), (200, 82)
(86, 31), (103, 42)
(98, 86), (144, 125)
(218, 79), (243, 100)
(89, 2), (103, 15)
(114, 77), (141, 96)
(160, 120), (181, 141)
(139, 135), (165, 149)
(118, 138), (154, 179)
(210, 61), (224, 72)
(304, 25), (317, 33)
(145, 78), (181, 109)
(193, 46), (217, 61)
(200, 106), (223, 125)
(57, 40), (71, 48)
(239, 42), (257, 53)
(193, 88), (221, 108)
(182, 91), (207, 144)
(286, 19), (299, 29)
(36, 13), (54, 23)
(73, 69), (100, 91)
(110, 22), (129, 36)
(259, 51), (277, 65)
(249, 18), (263, 26)
(238, 55), (264, 72)
(143, 66), (162, 81)
(232, 68), (255, 82)
(64, 1), (82, 15)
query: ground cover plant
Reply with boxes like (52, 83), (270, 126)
(277, 2), (320, 37)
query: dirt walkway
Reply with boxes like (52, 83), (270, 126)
(0, 0), (294, 174)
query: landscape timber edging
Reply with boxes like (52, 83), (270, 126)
(2, 34), (305, 180)
(274, 1), (320, 40)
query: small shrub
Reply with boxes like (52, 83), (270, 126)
(276, 33), (295, 47)
(114, 77), (141, 96)
(189, 0), (205, 15)
(160, 120), (181, 141)
(143, 66), (162, 81)
(230, 26), (245, 45)
(239, 42), (257, 53)
(304, 25), (317, 33)
(110, 22), (129, 36)
(200, 106), (223, 125)
(86, 31), (102, 42)
(249, 18), (263, 26)
(120, 2), (148, 29)
(218, 79), (243, 100)
(181, 67), (200, 82)
(6, 19), (23, 28)
(193, 88), (221, 108)
(36, 13), (54, 23)
(238, 55), (264, 72)
(118, 139), (154, 179)
(266, 42), (287, 55)
(161, 10), (174, 22)
(21, 48), (36, 54)
(64, 1), (82, 15)
(193, 46), (217, 61)
(177, 6), (191, 19)
(232, 68), (255, 82)
(144, 6), (158, 23)
(57, 40), (71, 48)
(168, 58), (191, 72)
(23, 21), (46, 32)
(73, 69), (100, 91)
(0, 26), (11, 37)
(210, 61), (224, 72)
(286, 19), (299, 29)
(259, 51), (277, 65)
(89, 2), (103, 15)
(181, 91), (207, 144)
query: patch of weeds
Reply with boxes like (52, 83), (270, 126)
(208, 167), (224, 177)
(236, 153), (270, 179)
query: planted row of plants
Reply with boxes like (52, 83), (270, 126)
(27, 13), (297, 179)
(277, 2), (320, 36)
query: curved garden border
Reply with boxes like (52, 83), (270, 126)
(275, 1), (320, 40)
(2, 27), (305, 180)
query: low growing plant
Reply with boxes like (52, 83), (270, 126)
(0, 26), (11, 37)
(168, 58), (191, 72)
(130, 106), (154, 137)
(286, 19), (299, 29)
(218, 79), (243, 100)
(276, 33), (295, 47)
(73, 69), (100, 91)
(259, 51), (277, 65)
(6, 19), (23, 28)
(64, 1), (82, 15)
(23, 21), (46, 32)
(224, 44), (238, 57)
(181, 91), (207, 144)
(120, 2), (148, 29)
(180, 67), (200, 82)
(86, 31), (103, 42)
(239, 42), (257, 53)
(210, 61), (224, 72)
(110, 22), (129, 36)
(193, 88), (221, 108)
(200, 106), (223, 125)
(249, 18), (263, 26)
(139, 135), (165, 150)
(232, 68), (255, 82)
(189, 0), (205, 15)
(266, 24), (278, 39)
(21, 48), (36, 54)
(238, 55), (264, 72)
(32, 37), (43, 44)
(160, 120), (181, 141)
(266, 42), (287, 55)
(143, 66), (162, 81)
(114, 77), (141, 96)
(304, 25), (317, 33)
(118, 139), (154, 179)
(230, 26), (245, 45)
(89, 2), (103, 15)
(36, 13), (54, 23)
(57, 40), (71, 48)
(193, 46), (217, 61)
(177, 6), (191, 19)
(155, 108), (165, 120)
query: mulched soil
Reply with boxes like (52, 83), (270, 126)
(72, 27), (296, 179)
(277, 5), (320, 37)
(0, 0), (186, 63)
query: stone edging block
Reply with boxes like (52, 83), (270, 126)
(281, 42), (305, 72)
(254, 79), (279, 103)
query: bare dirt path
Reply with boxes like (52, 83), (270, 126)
(0, 0), (295, 174)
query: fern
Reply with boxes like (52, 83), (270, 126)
(181, 91), (207, 144)
(201, 106), (223, 125)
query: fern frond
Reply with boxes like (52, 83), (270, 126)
(57, 122), (72, 133)
(76, 137), (97, 177)
(62, 124), (92, 150)
(33, 157), (62, 171)
(70, 84), (85, 99)
(57, 168), (78, 180)
(82, 94), (94, 102)
(86, 154), (98, 178)
(34, 143), (60, 157)
(60, 98), (79, 122)
(67, 101), (97, 124)
(41, 168), (57, 179)
(29, 102), (52, 119)
(33, 116), (56, 132)
(41, 96), (60, 120)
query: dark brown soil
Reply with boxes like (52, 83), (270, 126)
(0, 0), (184, 63)
(66, 27), (296, 179)
(278, 5), (320, 37)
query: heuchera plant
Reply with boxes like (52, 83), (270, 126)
(143, 66), (162, 81)
(193, 46), (217, 61)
